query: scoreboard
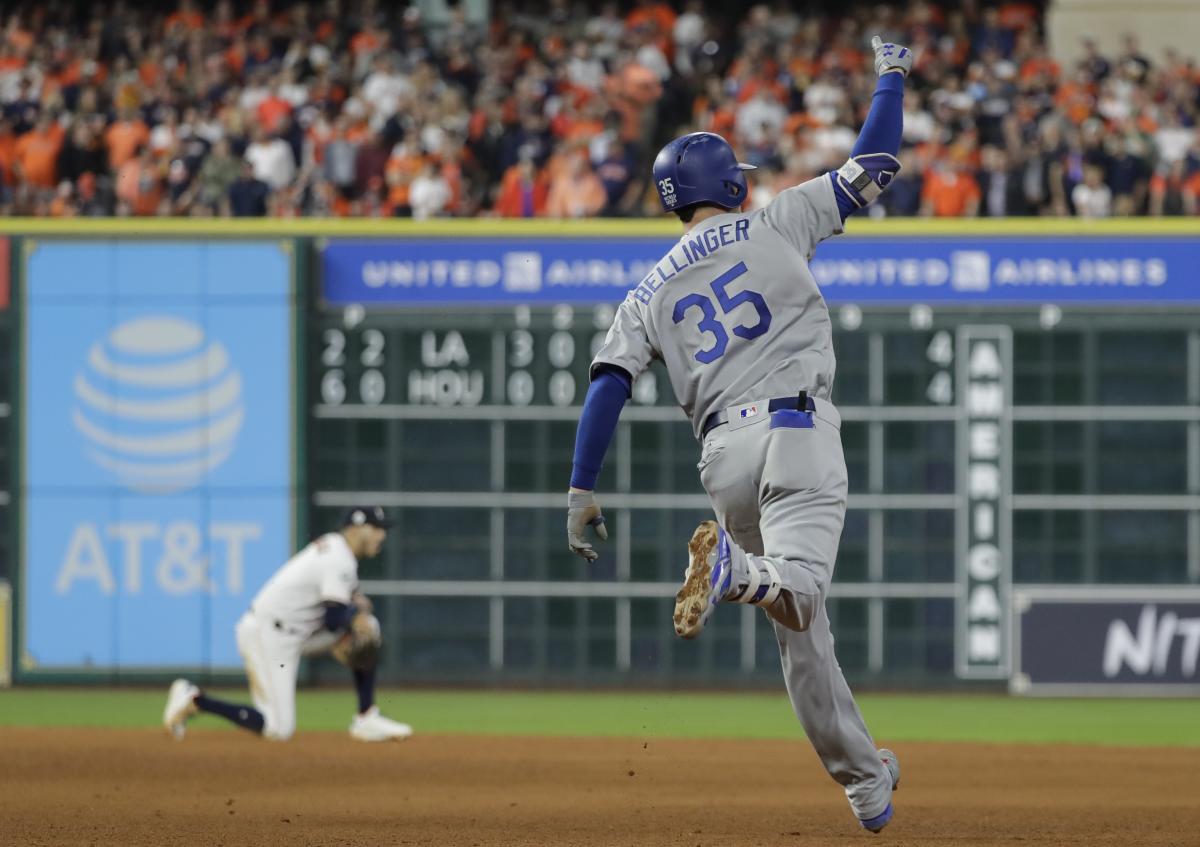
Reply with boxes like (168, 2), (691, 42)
(307, 225), (1200, 685)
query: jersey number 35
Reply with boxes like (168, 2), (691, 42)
(672, 261), (772, 364)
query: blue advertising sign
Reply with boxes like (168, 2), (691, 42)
(322, 235), (1200, 306)
(24, 241), (294, 671)
(322, 238), (670, 306)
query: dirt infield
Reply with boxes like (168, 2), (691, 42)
(2, 728), (1196, 846)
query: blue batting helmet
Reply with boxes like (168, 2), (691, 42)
(651, 132), (756, 213)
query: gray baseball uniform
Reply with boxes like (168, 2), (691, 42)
(591, 176), (892, 820)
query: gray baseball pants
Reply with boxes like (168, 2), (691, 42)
(695, 399), (892, 820)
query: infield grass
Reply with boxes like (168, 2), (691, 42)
(0, 688), (1197, 747)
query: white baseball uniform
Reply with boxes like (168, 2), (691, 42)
(235, 532), (358, 740)
(591, 176), (893, 820)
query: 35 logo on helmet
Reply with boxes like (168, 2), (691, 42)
(658, 178), (677, 207)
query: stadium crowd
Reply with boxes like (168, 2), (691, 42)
(0, 0), (1198, 219)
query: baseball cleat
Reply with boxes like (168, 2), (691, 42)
(860, 749), (901, 833)
(163, 678), (200, 740)
(350, 706), (414, 742)
(673, 520), (731, 639)
(860, 803), (893, 834)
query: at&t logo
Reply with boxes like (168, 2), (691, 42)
(72, 316), (244, 492)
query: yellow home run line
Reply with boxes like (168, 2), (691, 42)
(0, 217), (1197, 238)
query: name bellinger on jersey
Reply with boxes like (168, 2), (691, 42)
(631, 218), (751, 304)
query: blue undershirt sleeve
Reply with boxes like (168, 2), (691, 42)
(852, 72), (905, 157)
(831, 72), (906, 220)
(569, 367), (632, 491)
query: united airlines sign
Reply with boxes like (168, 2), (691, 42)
(322, 235), (1199, 306)
(809, 250), (1170, 294)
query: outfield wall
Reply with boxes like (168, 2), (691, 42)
(1, 218), (1199, 694)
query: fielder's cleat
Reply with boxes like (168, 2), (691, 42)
(673, 520), (731, 639)
(349, 706), (414, 742)
(162, 678), (200, 740)
(860, 749), (901, 833)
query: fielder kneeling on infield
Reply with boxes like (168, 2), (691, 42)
(163, 506), (412, 743)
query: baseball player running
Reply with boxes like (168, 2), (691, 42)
(567, 37), (911, 833)
(163, 506), (412, 742)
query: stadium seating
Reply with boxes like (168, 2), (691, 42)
(0, 0), (1195, 218)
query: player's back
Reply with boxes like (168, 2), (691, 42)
(608, 176), (843, 438)
(251, 532), (358, 635)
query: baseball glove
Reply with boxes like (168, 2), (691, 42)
(331, 612), (383, 671)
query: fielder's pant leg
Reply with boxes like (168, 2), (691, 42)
(236, 614), (301, 740)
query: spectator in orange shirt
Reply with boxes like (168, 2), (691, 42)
(1186, 172), (1200, 217)
(557, 99), (606, 145)
(257, 81), (293, 135)
(436, 138), (469, 215)
(14, 115), (65, 189)
(384, 140), (425, 215)
(350, 22), (388, 77)
(1054, 68), (1095, 126)
(74, 171), (112, 216)
(607, 58), (663, 147)
(139, 44), (166, 88)
(165, 0), (205, 34)
(998, 1), (1039, 32)
(545, 150), (606, 218)
(115, 146), (163, 216)
(626, 0), (676, 43)
(0, 117), (17, 184)
(104, 109), (150, 170)
(920, 158), (981, 217)
(1018, 40), (1060, 83)
(0, 42), (25, 76)
(495, 155), (548, 217)
(5, 18), (35, 56)
(694, 77), (737, 139)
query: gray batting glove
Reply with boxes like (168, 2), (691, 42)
(567, 490), (608, 562)
(872, 35), (913, 78)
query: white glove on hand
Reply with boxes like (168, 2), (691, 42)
(567, 490), (608, 562)
(872, 35), (913, 78)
